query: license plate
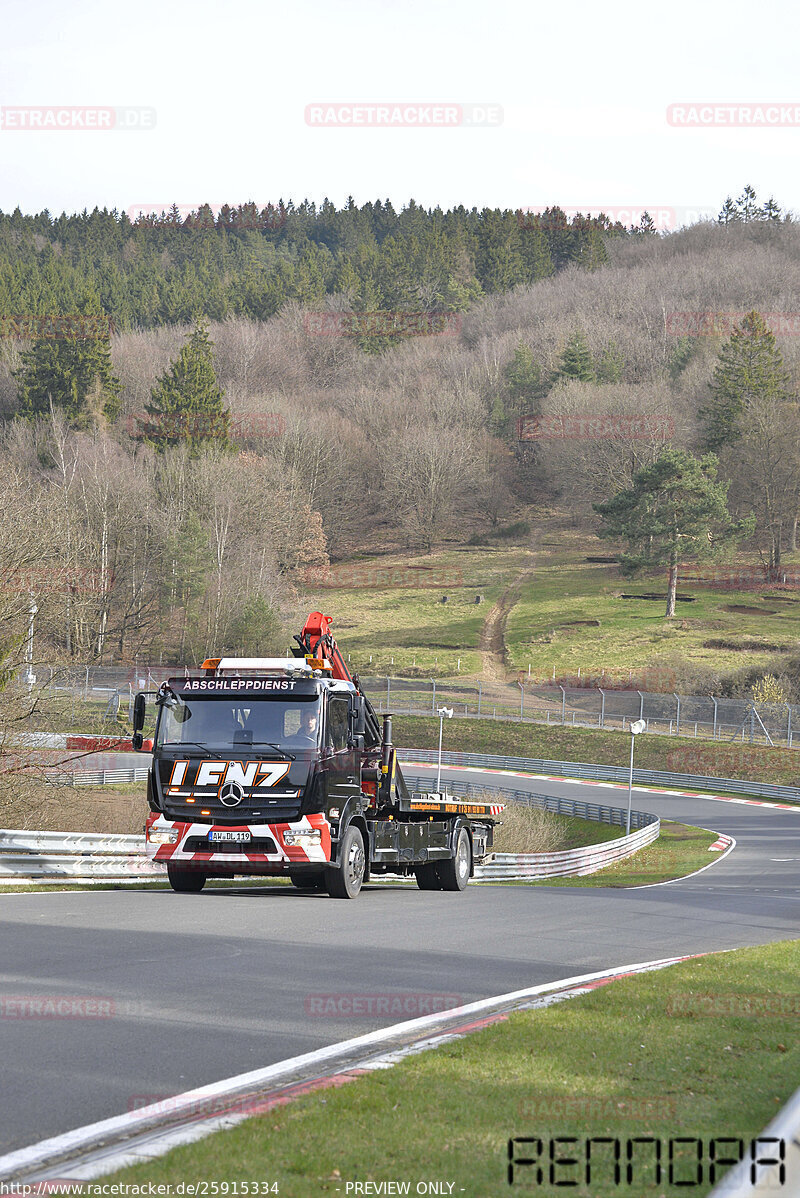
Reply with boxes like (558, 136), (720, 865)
(209, 830), (251, 843)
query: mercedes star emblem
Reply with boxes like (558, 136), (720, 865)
(219, 780), (245, 807)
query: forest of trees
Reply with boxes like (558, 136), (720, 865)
(0, 199), (638, 334)
(0, 187), (798, 680)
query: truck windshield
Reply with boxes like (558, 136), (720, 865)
(156, 695), (321, 752)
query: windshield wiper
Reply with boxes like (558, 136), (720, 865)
(162, 740), (209, 751)
(236, 741), (296, 761)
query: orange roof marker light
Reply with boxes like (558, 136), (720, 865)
(201, 658), (221, 675)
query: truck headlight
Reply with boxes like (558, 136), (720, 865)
(283, 829), (322, 846)
(147, 826), (181, 845)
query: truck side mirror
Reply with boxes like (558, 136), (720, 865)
(132, 731), (144, 751)
(133, 693), (147, 733)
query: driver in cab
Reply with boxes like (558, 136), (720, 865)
(287, 708), (319, 747)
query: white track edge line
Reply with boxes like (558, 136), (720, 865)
(0, 954), (693, 1179)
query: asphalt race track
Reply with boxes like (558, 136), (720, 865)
(1, 765), (798, 1156)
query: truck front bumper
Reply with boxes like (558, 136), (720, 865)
(145, 812), (331, 873)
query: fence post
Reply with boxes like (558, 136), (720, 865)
(637, 690), (644, 721)
(787, 704), (793, 748)
(431, 679), (436, 714)
(387, 677), (390, 709)
(712, 696), (718, 739)
(478, 682), (482, 716)
(599, 688), (605, 728)
(559, 685), (566, 724)
(519, 683), (524, 719)
(674, 693), (681, 736)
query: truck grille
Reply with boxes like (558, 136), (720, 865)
(183, 836), (278, 854)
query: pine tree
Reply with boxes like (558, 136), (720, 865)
(141, 321), (231, 453)
(718, 197), (738, 225)
(700, 311), (792, 452)
(594, 449), (751, 617)
(14, 306), (121, 427)
(596, 341), (624, 383)
(556, 330), (595, 383)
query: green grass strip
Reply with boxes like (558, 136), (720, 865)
(100, 939), (800, 1196)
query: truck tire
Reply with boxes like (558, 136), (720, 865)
(415, 864), (441, 890)
(167, 864), (206, 893)
(289, 870), (325, 890)
(437, 827), (471, 892)
(325, 825), (365, 899)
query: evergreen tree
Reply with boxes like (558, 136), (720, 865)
(14, 307), (121, 427)
(700, 311), (792, 452)
(718, 196), (738, 225)
(594, 449), (751, 617)
(556, 330), (595, 383)
(596, 341), (624, 383)
(141, 321), (231, 453)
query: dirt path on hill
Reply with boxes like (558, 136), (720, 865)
(479, 554), (538, 685)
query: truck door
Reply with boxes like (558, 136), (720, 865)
(322, 694), (360, 807)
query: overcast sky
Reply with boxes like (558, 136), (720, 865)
(2, 0), (799, 227)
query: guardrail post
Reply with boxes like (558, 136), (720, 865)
(674, 693), (681, 736)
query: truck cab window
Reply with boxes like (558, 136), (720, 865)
(326, 697), (349, 751)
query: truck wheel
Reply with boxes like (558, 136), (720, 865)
(289, 870), (325, 890)
(438, 828), (471, 892)
(167, 864), (206, 893)
(325, 826), (365, 899)
(415, 864), (441, 890)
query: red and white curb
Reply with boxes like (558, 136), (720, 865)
(405, 761), (800, 813)
(0, 955), (703, 1185)
(709, 835), (733, 852)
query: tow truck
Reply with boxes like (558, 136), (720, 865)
(133, 612), (502, 898)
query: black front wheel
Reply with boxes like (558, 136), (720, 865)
(437, 828), (471, 892)
(325, 826), (365, 899)
(167, 863), (206, 893)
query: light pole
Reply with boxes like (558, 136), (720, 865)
(436, 706), (453, 794)
(22, 593), (37, 691)
(626, 718), (646, 836)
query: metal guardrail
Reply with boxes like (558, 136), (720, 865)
(399, 748), (800, 803)
(49, 767), (149, 787)
(402, 774), (660, 879)
(1, 772), (659, 882)
(0, 830), (164, 880)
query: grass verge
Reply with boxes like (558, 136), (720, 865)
(101, 939), (800, 1196)
(524, 820), (721, 887)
